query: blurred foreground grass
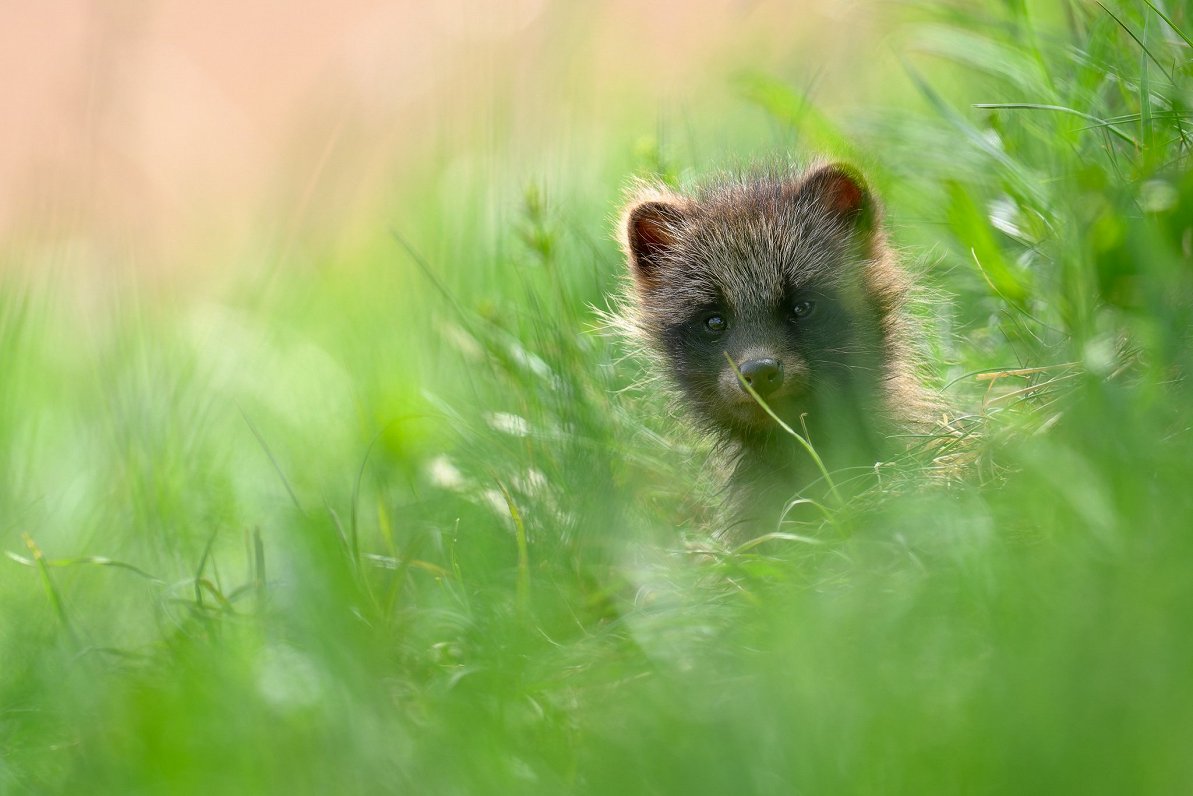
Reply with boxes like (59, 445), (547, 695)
(3, 2), (1193, 793)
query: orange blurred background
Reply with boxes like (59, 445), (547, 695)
(2, 0), (876, 275)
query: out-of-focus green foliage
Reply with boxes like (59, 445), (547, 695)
(2, 1), (1192, 793)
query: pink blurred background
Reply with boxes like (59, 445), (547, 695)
(2, 1), (874, 274)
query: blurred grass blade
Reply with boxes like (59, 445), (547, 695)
(972, 103), (1139, 147)
(497, 481), (531, 616)
(734, 71), (850, 156)
(905, 24), (1046, 93)
(253, 527), (266, 611)
(1143, 0), (1193, 49)
(19, 534), (76, 642)
(947, 183), (1029, 304)
(240, 406), (304, 514)
(5, 551), (162, 582)
(195, 529), (219, 608)
(903, 59), (1048, 207)
(1097, 1), (1173, 81)
(733, 531), (825, 554)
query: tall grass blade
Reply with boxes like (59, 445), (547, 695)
(972, 103), (1140, 146)
(20, 534), (76, 643)
(1143, 0), (1193, 49)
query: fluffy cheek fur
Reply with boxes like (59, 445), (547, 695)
(655, 319), (747, 434)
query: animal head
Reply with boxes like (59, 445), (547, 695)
(618, 162), (905, 442)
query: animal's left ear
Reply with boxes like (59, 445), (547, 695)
(621, 197), (688, 293)
(796, 163), (876, 231)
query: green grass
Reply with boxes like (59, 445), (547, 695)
(3, 1), (1193, 793)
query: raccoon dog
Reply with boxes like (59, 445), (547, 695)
(615, 161), (932, 527)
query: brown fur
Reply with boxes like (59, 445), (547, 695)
(609, 161), (937, 531)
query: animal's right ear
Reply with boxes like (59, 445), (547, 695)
(622, 200), (686, 291)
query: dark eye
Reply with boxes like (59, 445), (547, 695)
(791, 300), (817, 320)
(704, 314), (727, 333)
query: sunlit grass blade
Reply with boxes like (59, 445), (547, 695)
(972, 103), (1140, 146)
(1142, 0), (1193, 49)
(1141, 13), (1155, 150)
(724, 353), (842, 506)
(18, 534), (75, 641)
(1096, 1), (1174, 81)
(732, 531), (825, 554)
(5, 551), (163, 583)
(902, 59), (1048, 206)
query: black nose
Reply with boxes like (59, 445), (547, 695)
(738, 358), (784, 397)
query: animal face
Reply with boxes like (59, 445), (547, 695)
(621, 163), (892, 442)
